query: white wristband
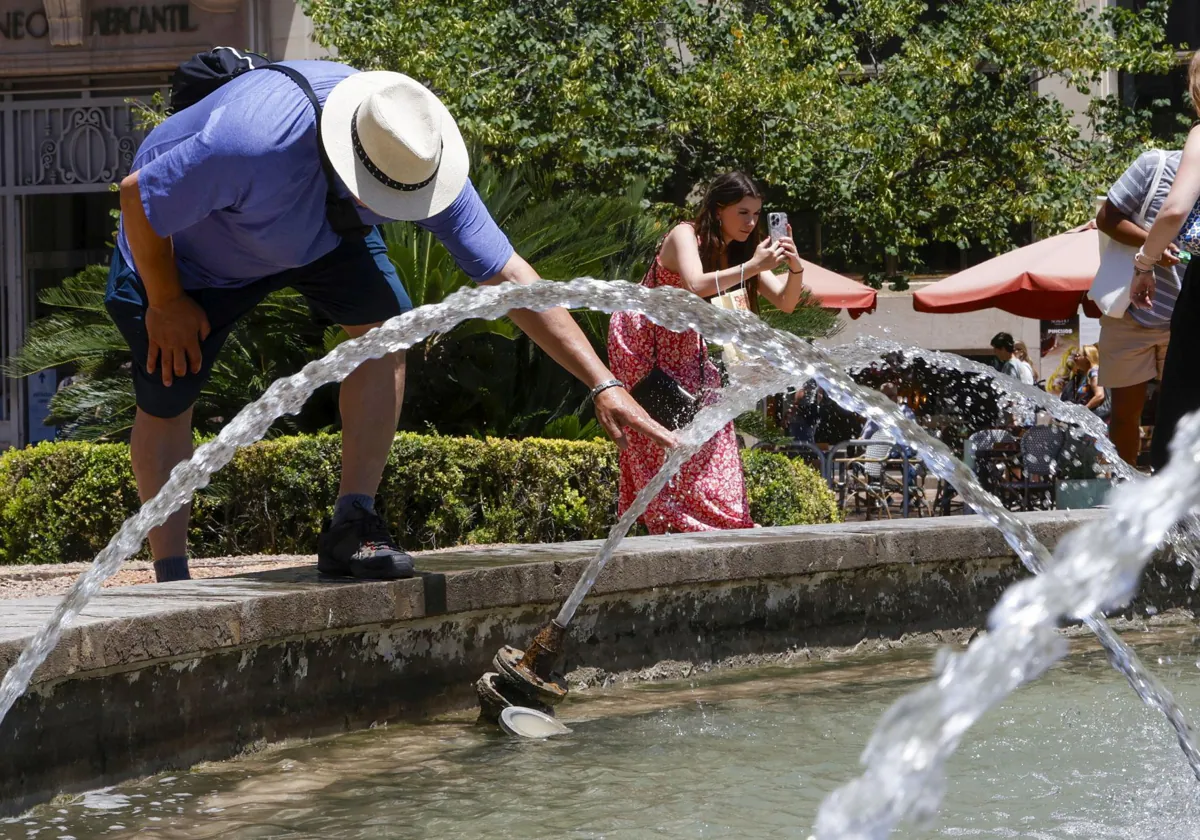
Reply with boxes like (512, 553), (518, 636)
(1134, 248), (1160, 269)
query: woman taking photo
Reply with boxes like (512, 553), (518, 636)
(1133, 53), (1200, 470)
(608, 171), (805, 534)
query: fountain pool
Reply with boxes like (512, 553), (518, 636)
(5, 622), (1199, 839)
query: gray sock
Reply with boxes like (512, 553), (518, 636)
(333, 494), (375, 526)
(153, 555), (190, 582)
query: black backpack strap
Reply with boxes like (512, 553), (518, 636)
(261, 63), (369, 239)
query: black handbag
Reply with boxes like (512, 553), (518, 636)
(628, 259), (706, 431)
(630, 364), (703, 431)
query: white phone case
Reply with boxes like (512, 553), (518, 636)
(768, 212), (788, 242)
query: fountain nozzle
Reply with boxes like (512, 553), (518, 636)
(475, 620), (570, 726)
(517, 619), (567, 681)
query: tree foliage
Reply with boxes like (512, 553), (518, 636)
(303, 0), (1183, 272)
(13, 164), (837, 441)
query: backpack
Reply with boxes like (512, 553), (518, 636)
(166, 48), (368, 239)
(168, 46), (269, 115)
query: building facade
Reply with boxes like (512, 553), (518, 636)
(0, 0), (326, 450)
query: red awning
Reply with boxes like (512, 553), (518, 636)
(912, 223), (1102, 320)
(801, 259), (878, 319)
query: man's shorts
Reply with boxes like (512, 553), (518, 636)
(1097, 312), (1170, 389)
(105, 228), (413, 419)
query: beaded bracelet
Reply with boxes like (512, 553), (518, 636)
(1134, 248), (1161, 270)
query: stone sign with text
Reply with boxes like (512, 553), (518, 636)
(0, 0), (248, 77)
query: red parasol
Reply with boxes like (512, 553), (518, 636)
(912, 223), (1103, 320)
(801, 259), (878, 319)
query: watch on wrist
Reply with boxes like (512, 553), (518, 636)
(588, 378), (625, 402)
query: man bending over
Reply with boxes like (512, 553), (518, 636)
(110, 59), (671, 582)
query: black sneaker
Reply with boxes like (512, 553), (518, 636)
(317, 505), (415, 580)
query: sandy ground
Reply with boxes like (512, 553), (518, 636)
(0, 555), (313, 600)
(0, 542), (522, 601)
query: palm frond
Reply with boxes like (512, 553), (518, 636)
(6, 320), (127, 376)
(45, 374), (138, 441)
(36, 265), (111, 312)
(323, 325), (350, 354)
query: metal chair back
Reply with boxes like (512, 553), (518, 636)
(964, 429), (1015, 472)
(1019, 426), (1065, 478)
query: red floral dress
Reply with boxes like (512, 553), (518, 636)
(607, 249), (755, 534)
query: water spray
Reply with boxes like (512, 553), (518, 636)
(3, 279), (1198, 835)
(475, 358), (796, 729)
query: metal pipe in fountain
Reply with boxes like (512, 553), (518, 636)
(475, 360), (797, 725)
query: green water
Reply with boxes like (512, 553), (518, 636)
(7, 626), (1200, 839)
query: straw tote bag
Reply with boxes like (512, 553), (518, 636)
(1089, 150), (1167, 318)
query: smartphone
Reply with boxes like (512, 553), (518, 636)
(768, 212), (788, 243)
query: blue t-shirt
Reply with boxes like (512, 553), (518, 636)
(117, 60), (513, 290)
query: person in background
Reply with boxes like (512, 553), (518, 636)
(991, 332), (1025, 381)
(1132, 53), (1200, 471)
(787, 387), (819, 443)
(1095, 148), (1183, 465)
(861, 382), (916, 440)
(608, 170), (805, 534)
(1012, 340), (1037, 386)
(861, 382), (920, 485)
(1061, 346), (1109, 419)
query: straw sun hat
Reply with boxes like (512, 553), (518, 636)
(321, 71), (469, 221)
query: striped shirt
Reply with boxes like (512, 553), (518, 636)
(1107, 150), (1183, 329)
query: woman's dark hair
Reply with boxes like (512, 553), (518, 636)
(692, 171), (765, 310)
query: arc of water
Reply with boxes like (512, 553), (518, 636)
(555, 358), (802, 628)
(2, 279), (1196, 827)
(815, 414), (1200, 839)
(830, 336), (1124, 474)
(830, 336), (1200, 578)
(0, 279), (814, 728)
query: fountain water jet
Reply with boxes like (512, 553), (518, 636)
(476, 358), (799, 719)
(0, 279), (1195, 836)
(828, 336), (1200, 580)
(815, 412), (1200, 839)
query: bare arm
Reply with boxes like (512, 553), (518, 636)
(660, 224), (784, 297)
(482, 252), (674, 449)
(118, 170), (210, 386)
(120, 171), (181, 304)
(755, 225), (806, 313)
(1143, 126), (1200, 260)
(1096, 199), (1149, 248)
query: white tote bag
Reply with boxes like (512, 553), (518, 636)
(1088, 150), (1167, 318)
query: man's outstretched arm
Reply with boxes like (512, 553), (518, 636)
(483, 252), (676, 450)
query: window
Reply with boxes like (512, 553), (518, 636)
(1118, 1), (1199, 143)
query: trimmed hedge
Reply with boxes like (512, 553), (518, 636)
(741, 448), (842, 527)
(0, 434), (840, 565)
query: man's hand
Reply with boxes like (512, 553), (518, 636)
(594, 386), (676, 450)
(146, 293), (211, 386)
(1130, 269), (1156, 311)
(1159, 243), (1182, 267)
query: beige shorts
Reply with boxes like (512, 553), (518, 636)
(1097, 313), (1170, 389)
